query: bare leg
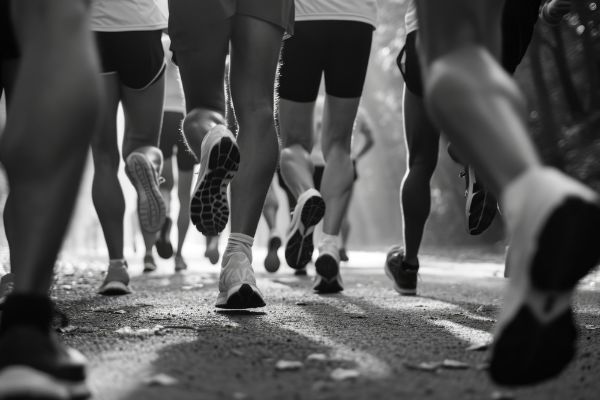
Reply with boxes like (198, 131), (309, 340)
(320, 95), (359, 236)
(279, 99), (316, 198)
(262, 179), (280, 234)
(176, 168), (193, 255)
(401, 87), (439, 265)
(228, 15), (283, 236)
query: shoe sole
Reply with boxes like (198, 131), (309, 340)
(216, 283), (266, 309)
(97, 281), (131, 296)
(384, 260), (417, 296)
(490, 197), (600, 385)
(314, 254), (343, 293)
(465, 167), (497, 235)
(125, 153), (166, 234)
(0, 366), (90, 400)
(143, 264), (157, 273)
(467, 189), (497, 235)
(285, 196), (325, 269)
(264, 237), (282, 273)
(190, 137), (239, 236)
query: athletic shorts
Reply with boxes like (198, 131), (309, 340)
(169, 0), (294, 52)
(279, 20), (373, 102)
(0, 0), (19, 61)
(398, 0), (542, 97)
(94, 30), (165, 90)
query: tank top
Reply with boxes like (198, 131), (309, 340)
(91, 0), (167, 32)
(295, 0), (378, 29)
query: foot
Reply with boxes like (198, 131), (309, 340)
(285, 189), (325, 270)
(125, 150), (166, 234)
(339, 248), (349, 263)
(384, 246), (418, 296)
(0, 273), (14, 309)
(156, 217), (174, 259)
(98, 260), (132, 296)
(490, 168), (600, 385)
(462, 165), (497, 235)
(264, 236), (282, 273)
(216, 252), (265, 309)
(174, 255), (188, 272)
(0, 325), (90, 400)
(205, 236), (220, 265)
(143, 254), (157, 273)
(313, 242), (343, 293)
(294, 267), (308, 277)
(190, 125), (240, 236)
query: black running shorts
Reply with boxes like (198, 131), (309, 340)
(279, 20), (374, 102)
(398, 0), (542, 97)
(168, 0), (294, 52)
(94, 30), (165, 90)
(159, 111), (198, 171)
(0, 0), (18, 61)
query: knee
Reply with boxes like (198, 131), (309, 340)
(235, 98), (273, 128)
(183, 109), (224, 136)
(408, 156), (437, 178)
(281, 145), (310, 165)
(91, 149), (120, 172)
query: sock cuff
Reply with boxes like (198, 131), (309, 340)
(228, 232), (254, 247)
(320, 233), (339, 245)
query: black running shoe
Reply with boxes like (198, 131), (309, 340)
(156, 217), (174, 259)
(190, 125), (239, 236)
(462, 165), (497, 235)
(0, 326), (90, 400)
(384, 246), (419, 296)
(490, 169), (600, 386)
(285, 188), (325, 270)
(264, 236), (282, 273)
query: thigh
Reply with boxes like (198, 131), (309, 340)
(279, 99), (315, 149)
(174, 24), (230, 113)
(416, 0), (504, 65)
(120, 73), (165, 154)
(500, 0), (541, 74)
(229, 14), (284, 121)
(403, 87), (439, 168)
(278, 21), (324, 103)
(91, 73), (121, 156)
(323, 21), (373, 99)
(399, 31), (424, 97)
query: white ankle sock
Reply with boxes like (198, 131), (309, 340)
(223, 233), (254, 265)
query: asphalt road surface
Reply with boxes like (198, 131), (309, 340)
(48, 249), (600, 400)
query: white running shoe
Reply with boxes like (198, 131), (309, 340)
(285, 188), (325, 269)
(190, 125), (239, 236)
(216, 252), (265, 309)
(98, 260), (132, 296)
(313, 241), (343, 293)
(125, 151), (166, 234)
(490, 168), (600, 385)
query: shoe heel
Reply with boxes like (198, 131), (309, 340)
(531, 197), (600, 291)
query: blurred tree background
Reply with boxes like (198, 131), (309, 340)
(348, 0), (600, 253)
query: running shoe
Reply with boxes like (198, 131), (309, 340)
(285, 189), (325, 270)
(174, 255), (188, 272)
(125, 151), (166, 234)
(216, 252), (265, 309)
(490, 168), (600, 386)
(156, 217), (174, 259)
(205, 236), (220, 265)
(97, 260), (131, 296)
(143, 254), (157, 273)
(339, 248), (349, 263)
(190, 125), (240, 236)
(313, 242), (343, 293)
(384, 246), (419, 296)
(0, 326), (90, 400)
(264, 235), (282, 273)
(0, 273), (14, 309)
(462, 165), (497, 235)
(294, 267), (308, 277)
